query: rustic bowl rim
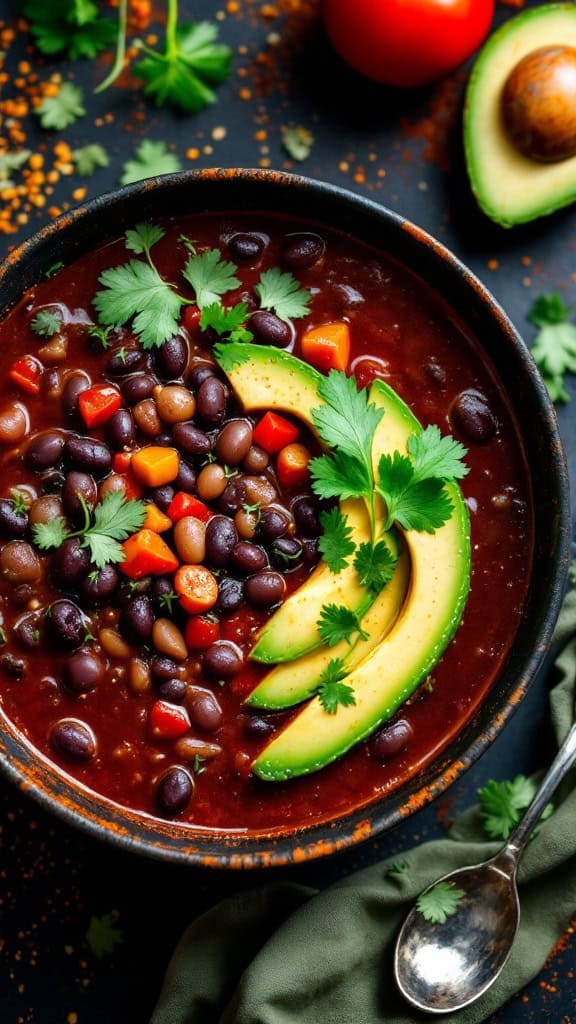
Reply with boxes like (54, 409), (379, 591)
(0, 168), (571, 869)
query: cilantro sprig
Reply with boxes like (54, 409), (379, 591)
(416, 882), (464, 924)
(478, 775), (553, 841)
(200, 302), (253, 343)
(33, 490), (146, 570)
(317, 604), (368, 648)
(30, 308), (63, 337)
(35, 82), (86, 131)
(24, 0), (116, 60)
(316, 658), (357, 715)
(527, 292), (576, 404)
(256, 268), (311, 323)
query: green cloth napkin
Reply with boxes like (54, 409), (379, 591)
(151, 589), (576, 1024)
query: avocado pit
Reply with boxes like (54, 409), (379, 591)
(501, 45), (576, 163)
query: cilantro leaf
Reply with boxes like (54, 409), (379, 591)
(135, 21), (232, 113)
(407, 425), (469, 482)
(256, 268), (311, 322)
(282, 125), (314, 162)
(87, 324), (114, 349)
(313, 371), (384, 472)
(120, 141), (183, 186)
(316, 658), (356, 715)
(125, 222), (165, 259)
(417, 882), (464, 924)
(93, 260), (184, 349)
(73, 144), (109, 176)
(10, 490), (29, 516)
(527, 292), (571, 327)
(0, 149), (31, 192)
(82, 491), (146, 569)
(310, 450), (372, 501)
(33, 517), (68, 551)
(24, 0), (116, 60)
(35, 82), (86, 131)
(353, 540), (397, 592)
(387, 860), (410, 880)
(378, 453), (454, 533)
(30, 308), (63, 337)
(86, 913), (123, 959)
(532, 324), (576, 404)
(318, 507), (356, 574)
(317, 604), (368, 647)
(200, 301), (253, 343)
(182, 249), (240, 309)
(478, 775), (553, 841)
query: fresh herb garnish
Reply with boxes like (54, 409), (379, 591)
(317, 507), (356, 574)
(387, 859), (410, 879)
(527, 292), (576, 404)
(417, 882), (464, 924)
(94, 259), (183, 350)
(200, 302), (253, 343)
(182, 249), (240, 309)
(377, 452), (455, 533)
(353, 539), (397, 592)
(0, 150), (31, 193)
(192, 753), (207, 776)
(317, 604), (368, 648)
(35, 82), (86, 130)
(120, 140), (183, 186)
(478, 775), (553, 841)
(44, 261), (64, 279)
(86, 913), (124, 959)
(316, 657), (357, 715)
(125, 221), (166, 259)
(73, 144), (110, 177)
(158, 590), (178, 614)
(255, 267), (311, 323)
(30, 308), (63, 337)
(24, 0), (116, 60)
(10, 490), (29, 516)
(33, 491), (146, 570)
(87, 324), (114, 349)
(0, 627), (7, 645)
(282, 125), (314, 162)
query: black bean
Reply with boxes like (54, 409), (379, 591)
(232, 541), (268, 575)
(117, 576), (151, 606)
(259, 506), (291, 540)
(175, 460), (197, 493)
(203, 640), (243, 678)
(151, 485), (175, 512)
(372, 718), (414, 761)
(61, 372), (90, 419)
(51, 537), (90, 589)
(156, 766), (193, 815)
(243, 445), (269, 474)
(151, 655), (182, 681)
(152, 576), (176, 607)
(155, 432), (174, 448)
(156, 677), (187, 703)
(217, 479), (247, 517)
(424, 360), (447, 386)
(271, 536), (303, 569)
(292, 496), (322, 537)
(39, 469), (66, 494)
(106, 347), (147, 377)
(227, 233), (264, 262)
(62, 471), (98, 526)
(63, 649), (104, 693)
(64, 436), (112, 477)
(119, 595), (154, 644)
(188, 363), (217, 390)
(106, 409), (136, 451)
(216, 420), (253, 465)
(249, 310), (292, 348)
(25, 431), (65, 471)
(0, 652), (26, 677)
(48, 599), (86, 649)
(188, 691), (223, 732)
(80, 564), (119, 605)
(450, 389), (497, 444)
(205, 515), (237, 568)
(171, 422), (212, 459)
(281, 232), (325, 271)
(246, 570), (286, 607)
(50, 718), (96, 761)
(302, 537), (320, 564)
(13, 611), (43, 649)
(241, 713), (276, 739)
(0, 498), (28, 538)
(216, 576), (245, 614)
(121, 373), (157, 405)
(10, 584), (34, 609)
(196, 377), (226, 427)
(156, 336), (188, 380)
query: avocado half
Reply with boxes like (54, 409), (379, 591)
(464, 3), (576, 227)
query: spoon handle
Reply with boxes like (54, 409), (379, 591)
(505, 718), (576, 860)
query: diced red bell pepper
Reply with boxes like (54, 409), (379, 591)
(185, 614), (220, 650)
(9, 355), (43, 395)
(109, 471), (142, 502)
(252, 411), (299, 454)
(78, 385), (122, 428)
(113, 451), (133, 473)
(149, 700), (191, 740)
(182, 305), (202, 333)
(167, 491), (212, 524)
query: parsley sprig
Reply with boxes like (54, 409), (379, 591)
(33, 490), (146, 570)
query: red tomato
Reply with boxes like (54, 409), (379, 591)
(322, 0), (494, 88)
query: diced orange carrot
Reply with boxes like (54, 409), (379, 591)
(276, 443), (312, 489)
(301, 321), (351, 372)
(143, 503), (173, 533)
(121, 529), (179, 579)
(174, 564), (219, 614)
(131, 446), (180, 487)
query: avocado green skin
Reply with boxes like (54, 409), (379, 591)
(464, 4), (576, 227)
(252, 378), (471, 782)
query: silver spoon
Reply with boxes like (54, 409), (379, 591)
(394, 717), (576, 1014)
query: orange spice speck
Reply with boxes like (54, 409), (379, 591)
(487, 259), (499, 271)
(239, 87), (252, 101)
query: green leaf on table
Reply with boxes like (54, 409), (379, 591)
(353, 540), (397, 592)
(94, 260), (184, 349)
(282, 125), (314, 162)
(478, 774), (553, 841)
(527, 292), (571, 327)
(316, 658), (356, 715)
(73, 144), (109, 176)
(86, 913), (124, 959)
(35, 82), (86, 130)
(256, 267), (311, 322)
(527, 293), (576, 404)
(0, 149), (31, 192)
(200, 301), (253, 342)
(134, 21), (232, 113)
(317, 604), (368, 648)
(182, 249), (240, 309)
(24, 0), (116, 60)
(417, 881), (464, 924)
(30, 308), (63, 337)
(125, 222), (166, 259)
(120, 141), (183, 186)
(317, 507), (356, 574)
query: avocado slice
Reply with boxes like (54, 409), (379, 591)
(252, 378), (471, 782)
(464, 4), (576, 226)
(214, 342), (382, 664)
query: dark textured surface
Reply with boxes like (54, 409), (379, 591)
(0, 1), (575, 1021)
